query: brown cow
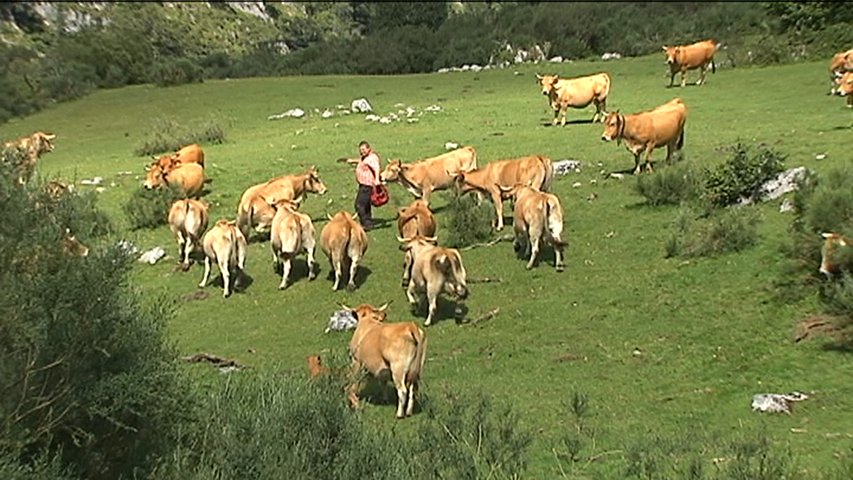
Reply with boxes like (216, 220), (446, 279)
(150, 143), (205, 171)
(535, 73), (611, 125)
(143, 162), (206, 197)
(820, 232), (853, 278)
(198, 219), (248, 298)
(306, 354), (330, 380)
(397, 199), (437, 240)
(453, 155), (554, 230)
(379, 147), (478, 206)
(829, 48), (853, 94)
(499, 184), (567, 271)
(236, 166), (327, 240)
(62, 228), (89, 257)
(600, 98), (687, 175)
(344, 302), (427, 419)
(663, 39), (720, 87)
(835, 71), (853, 107)
(3, 131), (56, 184)
(398, 235), (468, 326)
(168, 198), (210, 271)
(320, 211), (369, 291)
(267, 197), (317, 290)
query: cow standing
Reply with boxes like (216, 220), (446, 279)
(500, 184), (567, 271)
(398, 235), (468, 326)
(536, 73), (611, 125)
(320, 211), (369, 291)
(380, 147), (478, 206)
(820, 232), (853, 278)
(143, 162), (206, 198)
(397, 199), (437, 240)
(198, 219), (248, 298)
(600, 98), (687, 175)
(663, 39), (720, 87)
(829, 48), (853, 95)
(168, 198), (210, 271)
(3, 131), (56, 185)
(453, 155), (554, 230)
(345, 303), (427, 419)
(236, 166), (327, 240)
(267, 197), (317, 290)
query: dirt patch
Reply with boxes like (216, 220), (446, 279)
(794, 315), (842, 343)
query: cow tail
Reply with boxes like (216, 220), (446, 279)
(237, 203), (252, 240)
(228, 224), (239, 270)
(677, 127), (685, 151)
(545, 196), (565, 247)
(711, 57), (716, 74)
(540, 156), (555, 192)
(407, 327), (427, 384)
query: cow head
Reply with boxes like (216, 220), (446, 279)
(600, 111), (623, 144)
(380, 160), (403, 183)
(837, 72), (853, 97)
(820, 232), (853, 278)
(536, 74), (560, 96)
(32, 132), (56, 155)
(342, 302), (390, 324)
(305, 166), (328, 195)
(663, 46), (680, 65)
(143, 163), (168, 189)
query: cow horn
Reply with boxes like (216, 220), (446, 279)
(45, 134), (56, 140)
(424, 235), (438, 243)
(821, 232), (833, 239)
(351, 213), (358, 221)
(535, 73), (542, 80)
(338, 303), (354, 312)
(327, 213), (334, 221)
(377, 302), (391, 311)
(397, 235), (411, 243)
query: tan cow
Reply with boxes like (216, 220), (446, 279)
(820, 232), (853, 278)
(62, 228), (89, 257)
(380, 147), (478, 206)
(600, 98), (687, 175)
(236, 166), (327, 240)
(453, 155), (554, 230)
(835, 71), (853, 107)
(398, 235), (468, 326)
(397, 199), (437, 240)
(535, 73), (611, 125)
(829, 48), (853, 94)
(150, 143), (205, 171)
(344, 302), (427, 419)
(143, 162), (206, 197)
(198, 219), (248, 298)
(267, 197), (317, 290)
(320, 211), (369, 291)
(168, 199), (210, 271)
(663, 39), (720, 87)
(3, 131), (56, 184)
(499, 184), (567, 271)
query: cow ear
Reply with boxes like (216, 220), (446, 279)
(821, 232), (832, 239)
(553, 74), (559, 80)
(662, 46), (668, 51)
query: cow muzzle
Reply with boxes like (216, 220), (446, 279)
(601, 135), (611, 142)
(456, 285), (468, 300)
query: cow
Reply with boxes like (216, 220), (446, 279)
(320, 211), (369, 291)
(198, 219), (248, 298)
(62, 228), (89, 257)
(397, 199), (437, 240)
(398, 235), (468, 326)
(829, 48), (853, 95)
(535, 73), (611, 125)
(343, 302), (427, 419)
(150, 143), (205, 171)
(236, 166), (327, 240)
(267, 197), (317, 290)
(168, 198), (210, 271)
(3, 131), (56, 184)
(499, 183), (567, 271)
(143, 161), (206, 197)
(600, 98), (687, 175)
(819, 232), (853, 278)
(453, 155), (554, 230)
(379, 147), (478, 206)
(835, 71), (853, 107)
(663, 39), (720, 87)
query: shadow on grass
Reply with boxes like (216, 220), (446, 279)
(322, 264), (373, 291)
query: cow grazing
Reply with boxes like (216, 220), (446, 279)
(199, 219), (248, 298)
(663, 39), (720, 87)
(380, 147), (478, 206)
(397, 199), (437, 240)
(835, 71), (853, 107)
(453, 155), (554, 230)
(601, 98), (687, 175)
(829, 48), (853, 94)
(535, 73), (611, 125)
(236, 166), (327, 240)
(143, 162), (206, 197)
(150, 143), (205, 171)
(3, 131), (56, 184)
(267, 197), (317, 290)
(320, 211), (369, 291)
(398, 235), (468, 326)
(500, 184), (567, 271)
(820, 232), (853, 278)
(344, 302), (427, 419)
(168, 199), (210, 271)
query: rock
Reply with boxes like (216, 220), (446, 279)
(779, 198), (795, 213)
(755, 166), (808, 201)
(549, 56), (563, 63)
(553, 159), (582, 175)
(572, 182), (582, 188)
(351, 98), (373, 113)
(365, 114), (380, 122)
(815, 153), (827, 160)
(445, 142), (459, 150)
(139, 247), (166, 265)
(321, 109), (333, 119)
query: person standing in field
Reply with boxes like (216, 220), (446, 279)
(340, 140), (382, 230)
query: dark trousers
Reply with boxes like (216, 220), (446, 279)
(355, 184), (374, 228)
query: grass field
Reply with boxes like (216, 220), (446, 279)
(2, 52), (852, 478)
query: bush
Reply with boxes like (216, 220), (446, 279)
(665, 206), (762, 258)
(635, 163), (704, 207)
(122, 185), (183, 230)
(134, 116), (226, 157)
(704, 142), (786, 208)
(153, 58), (204, 87)
(442, 190), (496, 248)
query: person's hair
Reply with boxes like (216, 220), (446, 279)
(358, 141), (370, 149)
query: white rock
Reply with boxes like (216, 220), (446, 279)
(437, 67), (450, 73)
(815, 153), (827, 160)
(365, 114), (380, 122)
(572, 182), (582, 188)
(609, 173), (625, 180)
(445, 142), (459, 150)
(425, 105), (442, 112)
(351, 98), (372, 113)
(321, 110), (333, 119)
(470, 64), (482, 72)
(549, 56), (563, 63)
(138, 247), (166, 265)
(80, 176), (103, 185)
(779, 198), (795, 213)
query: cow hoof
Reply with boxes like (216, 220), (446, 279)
(526, 264), (534, 270)
(556, 266), (565, 272)
(278, 284), (289, 290)
(346, 283), (356, 292)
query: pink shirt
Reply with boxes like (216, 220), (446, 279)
(356, 152), (380, 186)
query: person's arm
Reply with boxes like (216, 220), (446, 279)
(336, 157), (360, 164)
(370, 155), (382, 183)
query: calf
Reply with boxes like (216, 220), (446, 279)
(500, 184), (567, 271)
(663, 39), (720, 87)
(601, 98), (687, 174)
(320, 211), (369, 291)
(398, 235), (468, 326)
(397, 199), (437, 240)
(267, 197), (317, 290)
(168, 199), (210, 271)
(143, 162), (206, 198)
(820, 232), (853, 278)
(536, 73), (611, 125)
(198, 219), (248, 298)
(3, 131), (56, 185)
(380, 147), (478, 206)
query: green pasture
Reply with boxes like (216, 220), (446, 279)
(2, 53), (851, 478)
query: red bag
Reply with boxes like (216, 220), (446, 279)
(371, 184), (389, 207)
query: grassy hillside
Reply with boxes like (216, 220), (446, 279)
(2, 54), (851, 478)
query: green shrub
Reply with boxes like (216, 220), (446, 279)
(442, 190), (496, 248)
(704, 142), (786, 208)
(122, 185), (183, 230)
(635, 163), (704, 207)
(665, 206), (762, 258)
(0, 450), (76, 480)
(134, 116), (226, 157)
(153, 58), (204, 87)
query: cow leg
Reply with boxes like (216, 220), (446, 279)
(347, 254), (360, 292)
(697, 66), (705, 85)
(401, 253), (412, 288)
(390, 365), (409, 419)
(421, 188), (431, 207)
(218, 257), (231, 298)
(406, 380), (417, 417)
(632, 152), (643, 175)
(182, 234), (195, 271)
(306, 246), (317, 281)
(669, 72), (676, 88)
(406, 280), (419, 306)
(198, 257), (212, 288)
(331, 255), (342, 291)
(279, 255), (292, 290)
(680, 70), (687, 88)
(552, 108), (560, 126)
(527, 234), (540, 270)
(424, 282), (442, 326)
(491, 190), (505, 231)
(560, 106), (567, 127)
(175, 231), (186, 265)
(644, 146), (655, 173)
